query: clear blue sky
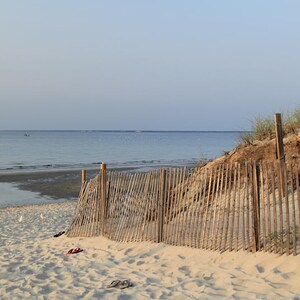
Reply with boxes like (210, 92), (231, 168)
(0, 1), (299, 130)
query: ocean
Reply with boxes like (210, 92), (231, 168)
(0, 130), (242, 207)
(0, 130), (241, 173)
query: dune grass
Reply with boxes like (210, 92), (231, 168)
(240, 107), (300, 145)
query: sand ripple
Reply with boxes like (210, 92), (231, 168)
(1, 202), (300, 299)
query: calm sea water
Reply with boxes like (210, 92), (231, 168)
(0, 131), (241, 173)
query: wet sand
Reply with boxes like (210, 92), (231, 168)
(0, 163), (195, 203)
(0, 169), (88, 200)
(0, 167), (142, 201)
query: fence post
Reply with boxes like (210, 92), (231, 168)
(101, 163), (107, 236)
(157, 169), (167, 243)
(81, 169), (86, 183)
(252, 162), (261, 252)
(274, 113), (285, 162)
(274, 113), (286, 196)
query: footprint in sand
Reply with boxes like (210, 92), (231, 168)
(256, 265), (265, 273)
(145, 291), (158, 299)
(178, 266), (190, 276)
(117, 295), (132, 300)
(5, 285), (19, 293)
(281, 272), (293, 280)
(6, 266), (17, 274)
(44, 262), (56, 268)
(128, 258), (135, 264)
(146, 277), (161, 285)
(55, 274), (65, 281)
(107, 257), (117, 266)
(36, 273), (49, 280)
(18, 266), (28, 272)
(6, 262), (20, 268)
(24, 269), (34, 275)
(124, 248), (133, 255)
(202, 272), (213, 280)
(131, 270), (141, 276)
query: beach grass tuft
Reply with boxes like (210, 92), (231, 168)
(240, 106), (300, 144)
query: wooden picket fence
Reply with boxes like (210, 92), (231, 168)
(67, 161), (300, 255)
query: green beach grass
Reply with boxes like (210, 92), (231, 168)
(240, 107), (300, 145)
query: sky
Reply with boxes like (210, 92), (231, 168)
(0, 1), (299, 131)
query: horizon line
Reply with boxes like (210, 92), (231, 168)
(0, 129), (250, 133)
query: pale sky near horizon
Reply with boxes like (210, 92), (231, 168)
(0, 1), (299, 131)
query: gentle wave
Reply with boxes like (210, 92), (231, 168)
(0, 159), (200, 174)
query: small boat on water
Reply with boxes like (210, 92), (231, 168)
(24, 132), (30, 137)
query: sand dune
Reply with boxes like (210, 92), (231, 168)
(1, 202), (300, 299)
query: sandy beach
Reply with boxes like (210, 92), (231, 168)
(1, 201), (300, 299)
(2, 0), (300, 298)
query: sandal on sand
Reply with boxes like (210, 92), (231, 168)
(107, 279), (133, 289)
(66, 247), (84, 255)
(54, 231), (65, 238)
(107, 280), (122, 288)
(119, 280), (133, 289)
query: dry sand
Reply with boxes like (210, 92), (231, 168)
(1, 202), (300, 299)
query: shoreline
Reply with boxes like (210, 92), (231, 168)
(0, 169), (85, 206)
(0, 163), (198, 209)
(0, 166), (159, 197)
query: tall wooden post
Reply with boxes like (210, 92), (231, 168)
(274, 113), (285, 162)
(101, 163), (107, 236)
(274, 113), (286, 196)
(157, 169), (167, 243)
(252, 162), (260, 252)
(81, 169), (86, 183)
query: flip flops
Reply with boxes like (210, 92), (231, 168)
(107, 279), (133, 289)
(107, 280), (122, 288)
(119, 280), (133, 289)
(66, 247), (84, 255)
(54, 231), (65, 238)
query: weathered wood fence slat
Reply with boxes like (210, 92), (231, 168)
(66, 160), (300, 255)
